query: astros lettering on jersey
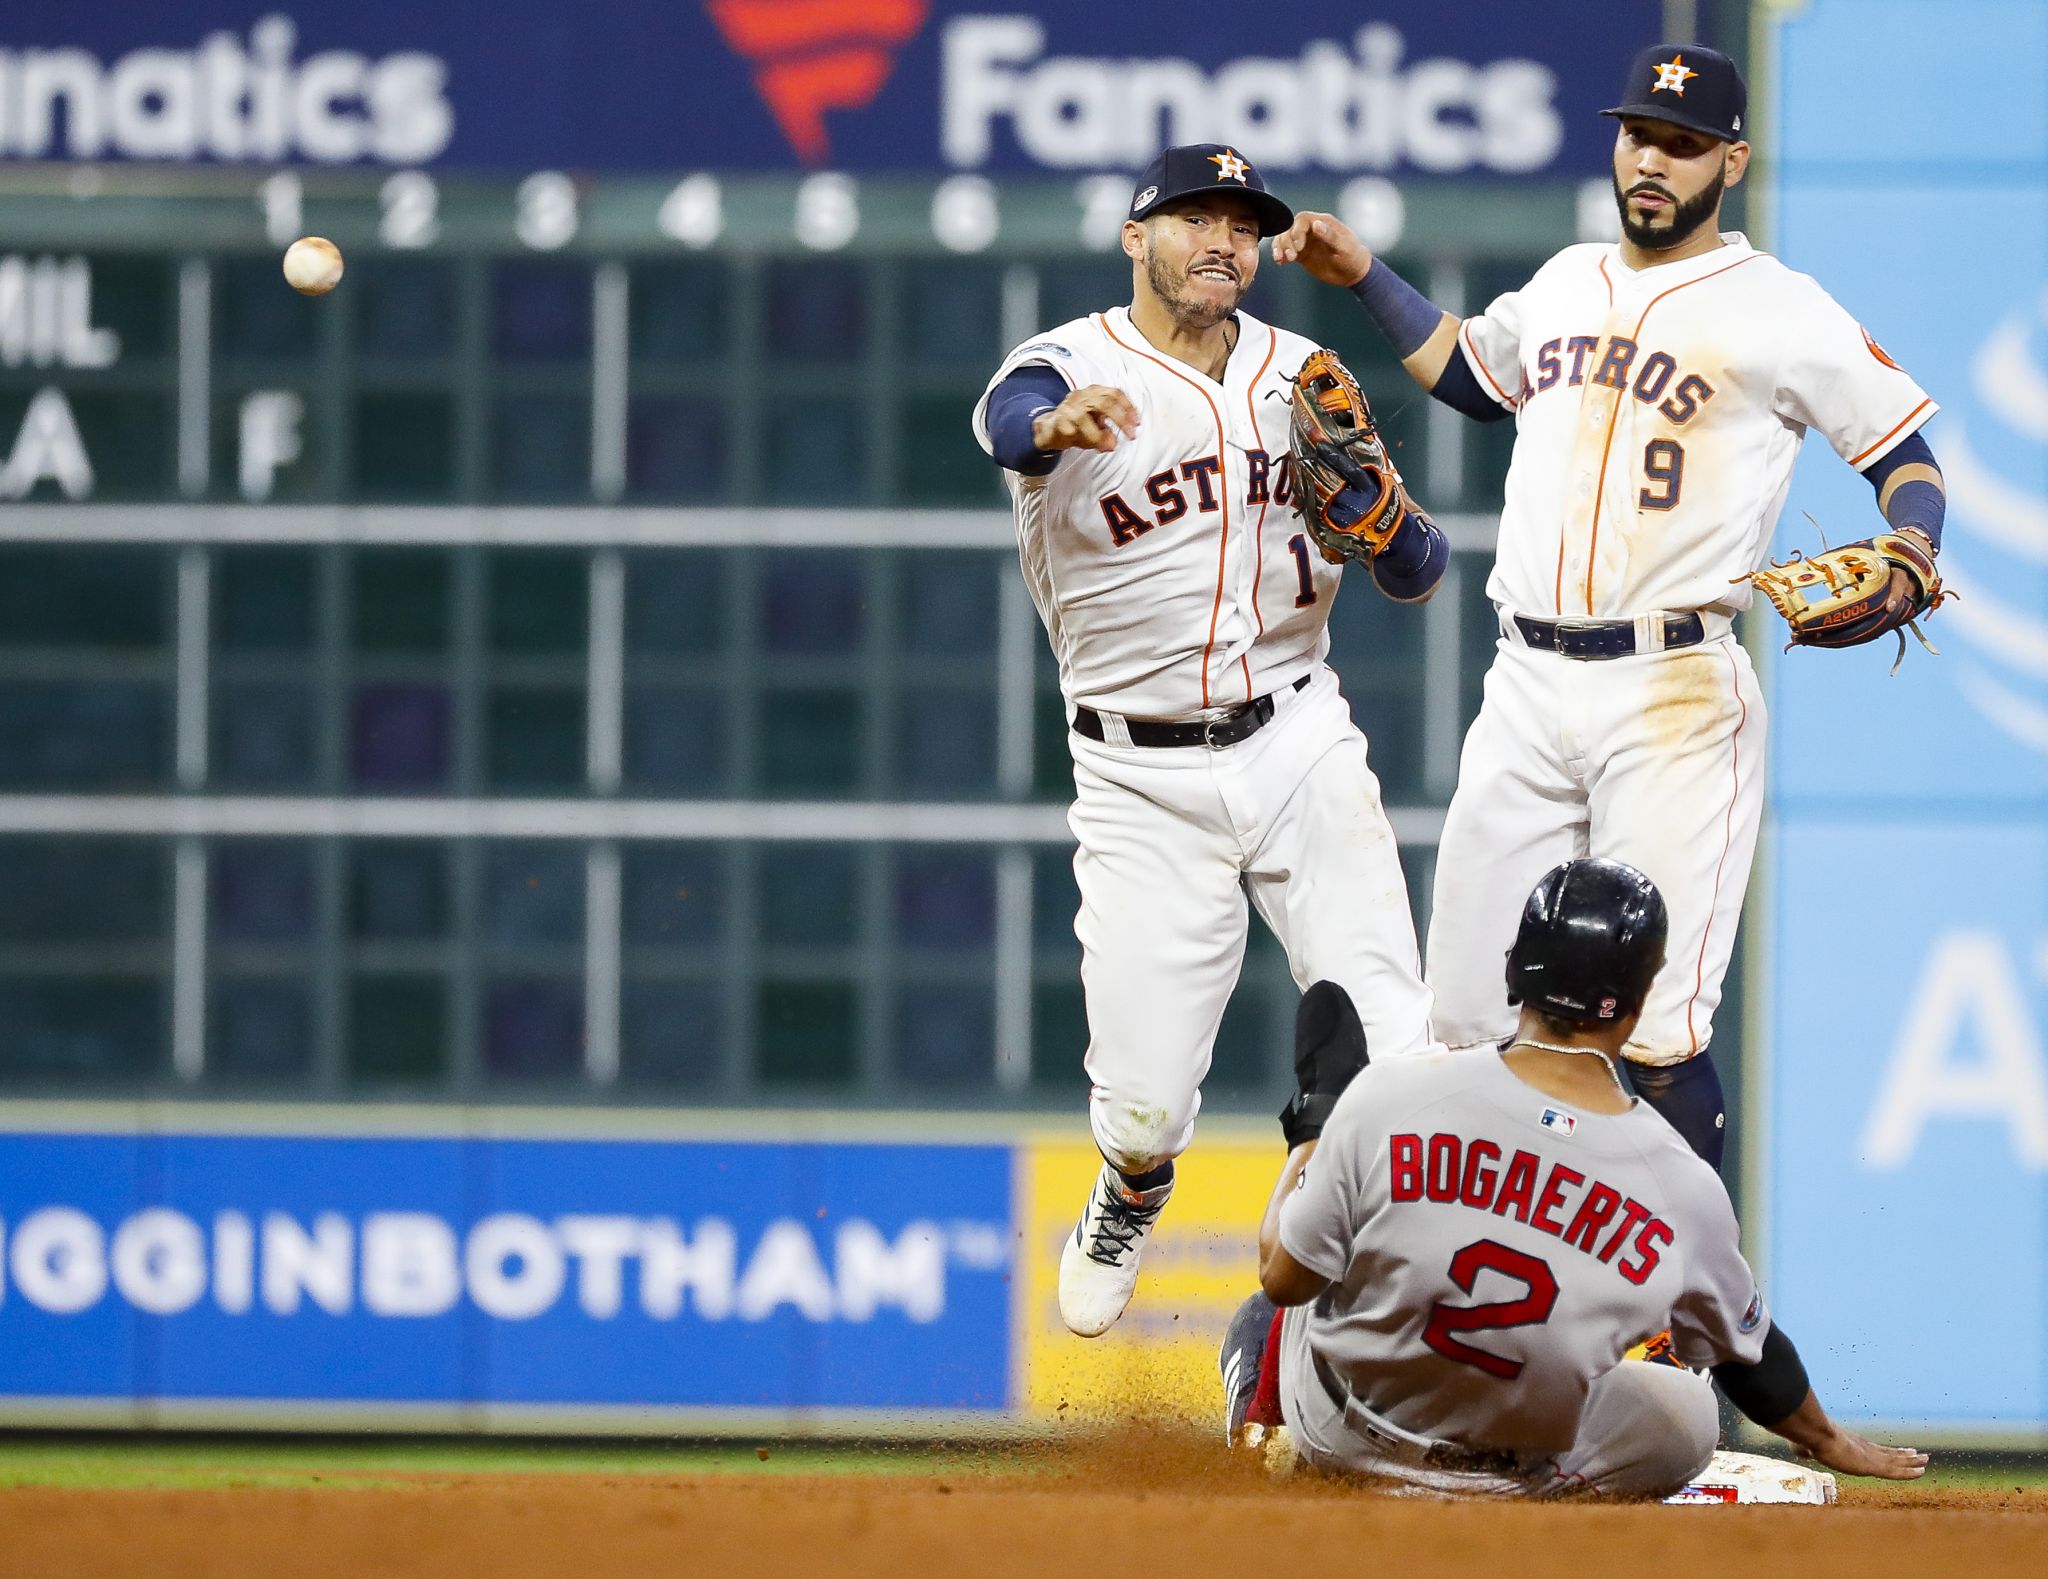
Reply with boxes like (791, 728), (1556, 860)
(973, 306), (1333, 718)
(1457, 233), (1936, 620)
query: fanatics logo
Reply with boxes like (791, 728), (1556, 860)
(1652, 54), (1698, 95)
(705, 0), (931, 166)
(1539, 1107), (1577, 1137)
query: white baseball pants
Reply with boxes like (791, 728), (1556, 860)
(1426, 627), (1768, 1068)
(1066, 665), (1436, 1174)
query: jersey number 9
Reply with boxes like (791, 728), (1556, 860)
(1638, 439), (1684, 511)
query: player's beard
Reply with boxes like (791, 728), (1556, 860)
(1147, 249), (1246, 329)
(1613, 161), (1726, 252)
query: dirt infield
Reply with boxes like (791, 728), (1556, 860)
(3, 1439), (2045, 1579)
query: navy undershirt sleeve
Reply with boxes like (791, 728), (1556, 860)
(1712, 1320), (1812, 1429)
(1860, 430), (1944, 549)
(984, 365), (1071, 476)
(1348, 260), (1511, 424)
(1430, 352), (1515, 424)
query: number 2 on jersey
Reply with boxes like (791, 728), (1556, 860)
(1287, 534), (1318, 608)
(1420, 1239), (1560, 1380)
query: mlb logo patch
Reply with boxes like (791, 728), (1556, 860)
(1539, 1107), (1577, 1137)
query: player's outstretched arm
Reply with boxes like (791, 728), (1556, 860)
(1273, 213), (1505, 420)
(1272, 213), (1471, 401)
(1713, 1322), (1927, 1481)
(1765, 1389), (1929, 1481)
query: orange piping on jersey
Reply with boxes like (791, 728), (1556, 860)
(1596, 256), (1615, 305)
(1685, 641), (1749, 1055)
(1241, 326), (1280, 698)
(1572, 252), (1764, 614)
(1098, 310), (1235, 708)
(1461, 320), (1518, 408)
(1849, 398), (1934, 467)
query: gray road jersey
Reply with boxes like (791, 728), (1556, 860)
(1277, 1050), (1768, 1460)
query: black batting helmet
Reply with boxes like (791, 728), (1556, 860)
(1505, 858), (1669, 1025)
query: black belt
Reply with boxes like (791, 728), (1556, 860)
(1511, 612), (1706, 660)
(1073, 674), (1311, 749)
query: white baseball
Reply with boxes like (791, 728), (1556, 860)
(282, 236), (344, 297)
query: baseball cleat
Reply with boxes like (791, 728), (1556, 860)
(1219, 1291), (1276, 1444)
(1057, 1162), (1173, 1337)
(1664, 1450), (1838, 1506)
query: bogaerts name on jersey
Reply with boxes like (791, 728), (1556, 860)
(1389, 1131), (1673, 1286)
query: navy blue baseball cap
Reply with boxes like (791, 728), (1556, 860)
(1603, 44), (1748, 142)
(1129, 143), (1294, 237)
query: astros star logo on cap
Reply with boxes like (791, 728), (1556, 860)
(1652, 54), (1698, 94)
(1209, 149), (1250, 182)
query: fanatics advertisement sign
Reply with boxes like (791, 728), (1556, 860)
(0, 2), (1652, 177)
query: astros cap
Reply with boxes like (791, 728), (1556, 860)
(1602, 43), (1748, 143)
(1129, 143), (1294, 237)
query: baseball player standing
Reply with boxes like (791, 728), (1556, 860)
(971, 145), (1450, 1337)
(1220, 859), (1927, 1499)
(1269, 44), (1950, 1170)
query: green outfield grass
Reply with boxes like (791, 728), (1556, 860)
(0, 1435), (2043, 1497)
(0, 1436), (990, 1491)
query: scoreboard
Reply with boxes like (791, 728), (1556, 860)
(0, 167), (1607, 511)
(0, 161), (1629, 1109)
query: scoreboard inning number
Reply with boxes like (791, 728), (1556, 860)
(241, 167), (1440, 256)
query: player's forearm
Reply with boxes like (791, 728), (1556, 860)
(1257, 1140), (1317, 1287)
(1370, 511), (1449, 604)
(1349, 259), (1459, 388)
(1757, 1388), (1838, 1456)
(1864, 431), (1945, 548)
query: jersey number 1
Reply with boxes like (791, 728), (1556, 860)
(1420, 1239), (1560, 1381)
(1287, 535), (1318, 608)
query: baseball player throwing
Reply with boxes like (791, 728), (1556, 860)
(1220, 859), (1927, 1499)
(1271, 44), (1950, 1170)
(971, 145), (1450, 1337)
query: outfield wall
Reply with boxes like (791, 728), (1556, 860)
(0, 1104), (1266, 1434)
(1760, 0), (2048, 1448)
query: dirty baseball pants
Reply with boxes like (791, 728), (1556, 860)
(1279, 1329), (1721, 1499)
(1066, 665), (1436, 1174)
(1426, 625), (1768, 1068)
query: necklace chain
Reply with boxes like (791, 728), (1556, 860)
(1504, 1037), (1631, 1098)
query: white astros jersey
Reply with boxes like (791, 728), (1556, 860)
(1457, 232), (1937, 619)
(972, 306), (1333, 717)
(1276, 1051), (1768, 1458)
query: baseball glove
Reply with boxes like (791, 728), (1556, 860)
(1737, 527), (1950, 673)
(1288, 348), (1426, 565)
